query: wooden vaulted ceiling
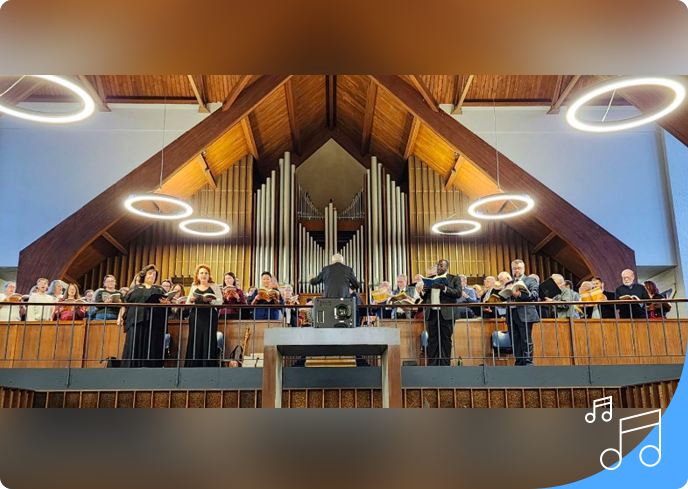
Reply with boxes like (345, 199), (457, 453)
(14, 75), (653, 290)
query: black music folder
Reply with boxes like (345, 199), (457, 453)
(539, 278), (562, 300)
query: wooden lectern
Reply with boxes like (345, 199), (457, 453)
(262, 328), (402, 408)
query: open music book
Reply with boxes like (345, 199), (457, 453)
(619, 295), (641, 301)
(193, 291), (218, 302)
(421, 275), (449, 288)
(484, 294), (504, 305)
(147, 290), (182, 303)
(499, 281), (529, 300)
(581, 288), (605, 302)
(389, 292), (421, 306)
(101, 291), (122, 303)
(371, 288), (391, 303)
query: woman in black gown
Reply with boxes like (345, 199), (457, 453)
(121, 265), (169, 368)
(186, 264), (223, 367)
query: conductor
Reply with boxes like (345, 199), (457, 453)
(310, 254), (360, 299)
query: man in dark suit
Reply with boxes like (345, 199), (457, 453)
(419, 259), (462, 367)
(310, 254), (360, 299)
(506, 259), (541, 366)
(615, 269), (650, 319)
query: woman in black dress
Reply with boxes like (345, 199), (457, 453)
(186, 264), (223, 367)
(644, 280), (672, 319)
(121, 265), (169, 368)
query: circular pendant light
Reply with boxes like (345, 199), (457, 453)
(567, 76), (687, 133)
(468, 194), (535, 220)
(124, 81), (196, 221)
(467, 96), (535, 221)
(0, 75), (95, 124)
(180, 218), (230, 237)
(431, 219), (481, 236)
(124, 194), (194, 220)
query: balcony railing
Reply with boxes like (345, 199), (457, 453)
(0, 299), (685, 369)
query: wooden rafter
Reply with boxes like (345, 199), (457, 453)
(369, 74), (635, 284)
(222, 75), (253, 112)
(445, 155), (467, 190)
(77, 75), (111, 112)
(361, 82), (377, 155)
(0, 77), (45, 118)
(531, 231), (557, 255)
(197, 151), (217, 190)
(326, 75), (337, 130)
(241, 117), (259, 159)
(187, 75), (210, 113)
(406, 75), (439, 113)
(284, 79), (302, 155)
(548, 75), (582, 115)
(18, 74), (293, 291)
(451, 75), (474, 115)
(404, 117), (421, 160)
(101, 231), (128, 256)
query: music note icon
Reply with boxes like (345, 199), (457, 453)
(585, 396), (613, 423)
(600, 410), (662, 471)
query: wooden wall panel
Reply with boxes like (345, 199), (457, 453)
(408, 157), (576, 282)
(81, 157), (254, 290)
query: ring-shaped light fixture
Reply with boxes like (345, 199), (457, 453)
(179, 218), (230, 237)
(0, 75), (96, 124)
(566, 76), (687, 133)
(431, 219), (482, 236)
(468, 194), (535, 220)
(124, 194), (194, 220)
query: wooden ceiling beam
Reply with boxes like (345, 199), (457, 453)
(284, 79), (302, 155)
(197, 151), (217, 190)
(101, 231), (128, 256)
(406, 75), (439, 113)
(531, 231), (557, 255)
(595, 75), (688, 148)
(548, 75), (582, 115)
(240, 117), (259, 159)
(222, 75), (254, 112)
(17, 74), (293, 291)
(445, 154), (466, 190)
(452, 75), (474, 115)
(187, 75), (210, 114)
(361, 82), (377, 155)
(369, 74), (635, 284)
(404, 117), (421, 160)
(0, 77), (45, 118)
(77, 75), (111, 112)
(326, 75), (337, 130)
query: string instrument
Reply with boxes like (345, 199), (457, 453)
(228, 328), (251, 368)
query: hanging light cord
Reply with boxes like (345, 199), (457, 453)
(0, 76), (27, 99)
(602, 89), (616, 123)
(493, 98), (501, 190)
(159, 79), (168, 190)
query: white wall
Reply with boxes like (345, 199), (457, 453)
(662, 131), (688, 316)
(0, 103), (213, 267)
(452, 106), (677, 268)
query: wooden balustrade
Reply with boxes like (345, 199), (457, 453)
(0, 318), (685, 368)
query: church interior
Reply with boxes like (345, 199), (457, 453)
(0, 75), (686, 413)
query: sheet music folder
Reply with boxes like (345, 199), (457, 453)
(539, 278), (562, 300)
